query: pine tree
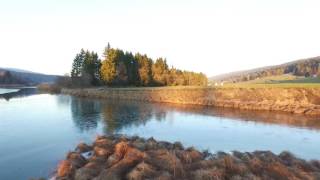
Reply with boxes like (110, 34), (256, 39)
(70, 49), (100, 86)
(136, 54), (153, 86)
(124, 52), (139, 85)
(71, 49), (85, 78)
(100, 45), (117, 84)
(152, 58), (169, 86)
(92, 52), (101, 84)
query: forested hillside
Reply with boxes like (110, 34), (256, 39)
(211, 56), (320, 83)
(0, 70), (24, 84)
(0, 68), (58, 85)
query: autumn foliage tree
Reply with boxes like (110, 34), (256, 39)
(100, 45), (117, 85)
(135, 53), (153, 86)
(152, 58), (169, 86)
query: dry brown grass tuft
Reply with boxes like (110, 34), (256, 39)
(66, 152), (87, 169)
(54, 135), (320, 180)
(94, 137), (113, 148)
(247, 157), (264, 174)
(57, 160), (74, 178)
(176, 149), (203, 164)
(266, 162), (295, 180)
(192, 168), (225, 180)
(114, 141), (129, 158)
(126, 162), (157, 180)
(146, 149), (185, 178)
(93, 146), (112, 157)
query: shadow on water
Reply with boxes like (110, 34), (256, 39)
(0, 88), (39, 101)
(64, 96), (320, 133)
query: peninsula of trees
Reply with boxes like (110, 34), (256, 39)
(69, 44), (207, 87)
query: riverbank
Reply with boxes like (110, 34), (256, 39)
(37, 84), (61, 93)
(54, 135), (320, 180)
(61, 86), (320, 116)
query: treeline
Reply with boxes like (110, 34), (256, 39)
(0, 70), (24, 84)
(68, 44), (207, 87)
(217, 57), (320, 83)
(0, 68), (58, 86)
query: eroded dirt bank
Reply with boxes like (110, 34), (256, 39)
(53, 135), (320, 180)
(61, 87), (320, 116)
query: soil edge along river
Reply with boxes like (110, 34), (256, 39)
(61, 87), (320, 116)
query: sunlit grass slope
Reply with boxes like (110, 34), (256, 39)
(218, 74), (320, 88)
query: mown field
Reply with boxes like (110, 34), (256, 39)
(214, 74), (320, 88)
(220, 83), (320, 88)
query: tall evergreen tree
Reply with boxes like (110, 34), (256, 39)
(82, 50), (101, 85)
(100, 45), (117, 84)
(71, 49), (85, 78)
(125, 52), (139, 85)
(136, 54), (153, 86)
(152, 58), (169, 86)
(70, 49), (100, 86)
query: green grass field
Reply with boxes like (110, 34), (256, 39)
(214, 74), (320, 88)
(220, 83), (320, 88)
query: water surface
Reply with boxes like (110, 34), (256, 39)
(0, 90), (320, 180)
(0, 88), (19, 94)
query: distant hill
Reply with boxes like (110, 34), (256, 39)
(210, 56), (320, 83)
(0, 67), (59, 86)
(1, 67), (34, 73)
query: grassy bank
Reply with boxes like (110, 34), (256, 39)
(37, 83), (61, 93)
(61, 86), (320, 116)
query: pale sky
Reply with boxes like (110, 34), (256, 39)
(1, 0), (320, 77)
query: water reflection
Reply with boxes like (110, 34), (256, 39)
(70, 97), (101, 132)
(67, 97), (157, 133)
(100, 100), (159, 133)
(166, 105), (320, 130)
(65, 97), (320, 134)
(2, 93), (320, 180)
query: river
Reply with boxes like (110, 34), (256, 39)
(0, 88), (320, 179)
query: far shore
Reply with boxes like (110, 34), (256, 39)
(0, 84), (27, 88)
(0, 84), (37, 89)
(58, 86), (320, 116)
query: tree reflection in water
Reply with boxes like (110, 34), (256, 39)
(67, 96), (320, 133)
(100, 100), (163, 134)
(70, 97), (101, 132)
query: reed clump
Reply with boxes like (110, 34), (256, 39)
(53, 135), (320, 180)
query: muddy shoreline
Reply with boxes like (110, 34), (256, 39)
(53, 135), (320, 180)
(61, 87), (320, 116)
